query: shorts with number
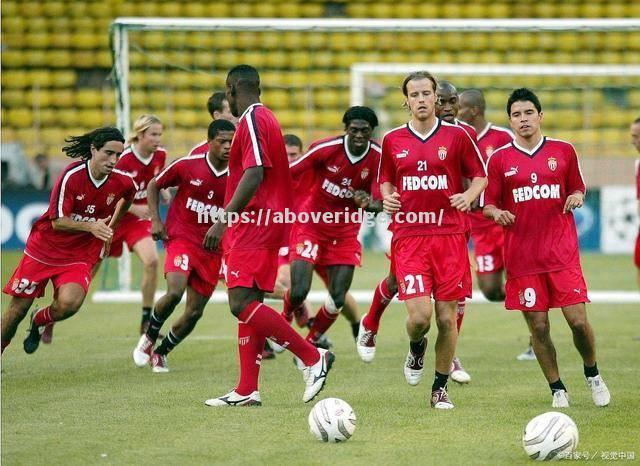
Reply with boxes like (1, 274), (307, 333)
(635, 230), (640, 268)
(3, 254), (93, 298)
(164, 239), (221, 297)
(289, 225), (362, 267)
(392, 234), (472, 301)
(505, 267), (590, 311)
(109, 215), (152, 258)
(470, 224), (505, 275)
(223, 248), (279, 292)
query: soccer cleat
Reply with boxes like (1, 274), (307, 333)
(450, 357), (471, 384)
(294, 303), (310, 328)
(431, 387), (455, 409)
(356, 316), (377, 363)
(302, 348), (335, 403)
(404, 344), (426, 386)
(150, 353), (169, 373)
(41, 323), (54, 345)
(269, 340), (286, 353)
(517, 346), (537, 361)
(552, 390), (570, 408)
(586, 375), (610, 407)
(132, 334), (155, 367)
(262, 340), (276, 360)
(23, 311), (44, 354)
(204, 390), (262, 407)
(310, 333), (333, 350)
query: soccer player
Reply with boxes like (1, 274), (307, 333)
(458, 89), (536, 362)
(283, 106), (382, 348)
(631, 117), (640, 290)
(203, 65), (333, 407)
(132, 119), (235, 372)
(483, 88), (610, 408)
(1, 127), (136, 355)
(188, 91), (238, 156)
(109, 114), (166, 335)
(378, 71), (487, 409)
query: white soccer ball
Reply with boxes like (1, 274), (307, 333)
(308, 398), (356, 443)
(523, 411), (579, 461)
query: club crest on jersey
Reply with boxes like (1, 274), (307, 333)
(190, 179), (203, 186)
(518, 289), (525, 305)
(360, 168), (369, 179)
(327, 165), (340, 174)
(485, 146), (494, 157)
(106, 193), (115, 205)
(395, 149), (409, 159)
(173, 255), (183, 267)
(438, 146), (448, 160)
(11, 279), (19, 291)
(296, 243), (304, 254)
(547, 157), (557, 171)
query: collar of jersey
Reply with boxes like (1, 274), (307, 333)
(343, 136), (370, 165)
(131, 144), (154, 166)
(476, 122), (492, 140)
(239, 102), (264, 121)
(512, 136), (546, 157)
(85, 161), (109, 188)
(205, 155), (229, 177)
(407, 119), (440, 142)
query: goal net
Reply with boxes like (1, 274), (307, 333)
(97, 18), (640, 302)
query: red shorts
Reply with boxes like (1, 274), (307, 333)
(164, 240), (221, 297)
(392, 234), (472, 301)
(109, 214), (152, 257)
(3, 254), (93, 299)
(224, 248), (279, 292)
(277, 246), (291, 268)
(505, 267), (590, 311)
(289, 225), (362, 267)
(470, 224), (505, 275)
(635, 230), (640, 268)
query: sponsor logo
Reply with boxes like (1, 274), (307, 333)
(505, 166), (518, 177)
(574, 288), (581, 294)
(438, 146), (448, 160)
(395, 149), (409, 159)
(548, 157), (557, 171)
(512, 184), (561, 203)
(239, 336), (250, 346)
(230, 270), (240, 278)
(360, 168), (369, 179)
(402, 175), (448, 191)
(327, 165), (340, 173)
(76, 194), (86, 201)
(190, 179), (203, 186)
(106, 193), (115, 205)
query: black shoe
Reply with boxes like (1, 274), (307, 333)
(23, 311), (44, 354)
(313, 333), (333, 350)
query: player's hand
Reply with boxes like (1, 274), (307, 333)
(151, 219), (168, 241)
(350, 188), (371, 209)
(203, 220), (226, 251)
(102, 238), (113, 258)
(91, 216), (114, 242)
(449, 193), (473, 212)
(383, 192), (401, 213)
(563, 193), (584, 213)
(492, 209), (515, 226)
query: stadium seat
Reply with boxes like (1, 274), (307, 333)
(7, 108), (34, 128)
(2, 90), (25, 108)
(47, 50), (73, 68)
(75, 89), (103, 109)
(300, 3), (324, 17)
(25, 17), (48, 33)
(20, 1), (44, 17)
(159, 2), (182, 17)
(1, 51), (25, 68)
(2, 16), (25, 33)
(49, 90), (75, 108)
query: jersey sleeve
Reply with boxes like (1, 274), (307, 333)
(378, 134), (396, 185)
(239, 112), (273, 171)
(123, 176), (138, 202)
(459, 130), (487, 179)
(155, 159), (182, 190)
(47, 170), (74, 220)
(482, 152), (503, 208)
(289, 147), (322, 180)
(369, 152), (382, 199)
(565, 145), (586, 195)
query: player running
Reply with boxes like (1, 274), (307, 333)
(1, 127), (136, 355)
(132, 119), (235, 372)
(483, 88), (610, 408)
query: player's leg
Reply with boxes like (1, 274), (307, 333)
(340, 292), (360, 340)
(477, 272), (505, 302)
(133, 272), (187, 367)
(284, 259), (314, 324)
(267, 262), (290, 301)
(151, 285), (210, 373)
(306, 265), (354, 344)
(132, 236), (159, 333)
(1, 296), (35, 354)
(403, 296), (431, 387)
(356, 271), (396, 362)
(430, 299), (458, 408)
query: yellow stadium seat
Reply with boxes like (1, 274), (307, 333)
(558, 3), (579, 18)
(264, 51), (288, 69)
(1, 51), (25, 68)
(206, 2), (231, 17)
(129, 91), (148, 109)
(300, 3), (324, 17)
(278, 2), (302, 18)
(20, 1), (44, 17)
(142, 32), (167, 50)
(57, 109), (79, 128)
(2, 16), (25, 33)
(79, 110), (106, 129)
(346, 4), (368, 18)
(183, 3), (206, 17)
(254, 2), (277, 17)
(441, 3), (462, 18)
(230, 3), (253, 17)
(264, 89), (291, 109)
(95, 51), (111, 68)
(629, 3), (640, 18)
(75, 89), (103, 108)
(159, 2), (182, 17)
(486, 3), (510, 18)
(306, 32), (327, 50)
(288, 88), (311, 108)
(174, 93), (196, 110)
(599, 51), (623, 64)
(3, 90), (25, 108)
(71, 51), (96, 68)
(580, 3), (603, 18)
(50, 90), (75, 108)
(2, 71), (29, 89)
(288, 51), (312, 69)
(311, 51), (334, 69)
(332, 51), (360, 69)
(275, 110), (298, 129)
(40, 127), (64, 146)
(25, 17), (48, 32)
(191, 73), (220, 90)
(47, 50), (73, 68)
(174, 110), (200, 128)
(25, 89), (54, 109)
(3, 1), (18, 17)
(7, 109), (34, 128)
(26, 70), (52, 88)
(43, 1), (66, 17)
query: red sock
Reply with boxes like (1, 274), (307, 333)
(281, 290), (301, 323)
(1, 340), (10, 354)
(456, 299), (466, 333)
(306, 305), (339, 343)
(363, 278), (395, 332)
(235, 322), (265, 396)
(33, 306), (54, 327)
(239, 302), (319, 366)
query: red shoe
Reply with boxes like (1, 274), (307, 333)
(41, 323), (55, 344)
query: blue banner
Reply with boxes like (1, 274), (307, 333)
(1, 189), (50, 249)
(575, 188), (600, 251)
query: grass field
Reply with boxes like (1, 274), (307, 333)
(2, 250), (639, 465)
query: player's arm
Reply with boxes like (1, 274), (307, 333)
(380, 182), (400, 214)
(146, 178), (168, 241)
(481, 151), (514, 225)
(482, 204), (515, 226)
(128, 202), (150, 219)
(563, 145), (587, 213)
(52, 216), (113, 242)
(451, 132), (488, 212)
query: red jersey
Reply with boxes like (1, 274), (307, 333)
(470, 123), (514, 230)
(290, 135), (381, 238)
(155, 154), (227, 249)
(483, 137), (586, 278)
(25, 161), (137, 266)
(378, 119), (486, 238)
(188, 140), (209, 156)
(455, 119), (477, 141)
(225, 103), (291, 250)
(116, 145), (166, 205)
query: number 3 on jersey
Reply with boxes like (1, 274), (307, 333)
(12, 278), (38, 295)
(403, 274), (425, 295)
(476, 255), (495, 273)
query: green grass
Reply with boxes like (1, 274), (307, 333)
(2, 251), (639, 465)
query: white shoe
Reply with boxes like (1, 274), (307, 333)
(133, 334), (154, 367)
(204, 390), (262, 407)
(431, 387), (455, 409)
(552, 390), (570, 408)
(404, 350), (425, 386)
(302, 348), (335, 403)
(450, 357), (471, 384)
(270, 340), (286, 353)
(586, 375), (610, 407)
(517, 346), (536, 361)
(356, 316), (377, 363)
